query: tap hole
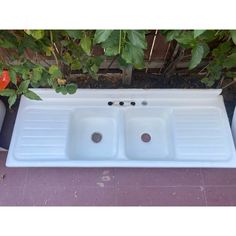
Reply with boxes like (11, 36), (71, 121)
(108, 101), (113, 106)
(130, 102), (136, 106)
(119, 101), (124, 106)
(141, 101), (148, 106)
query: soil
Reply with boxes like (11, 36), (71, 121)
(71, 72), (207, 89)
(71, 72), (236, 101)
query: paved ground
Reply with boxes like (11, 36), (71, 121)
(1, 151), (236, 206)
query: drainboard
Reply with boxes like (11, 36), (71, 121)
(6, 88), (236, 167)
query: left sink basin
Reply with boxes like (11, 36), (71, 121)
(68, 107), (119, 160)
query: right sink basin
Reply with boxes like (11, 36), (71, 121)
(124, 107), (174, 160)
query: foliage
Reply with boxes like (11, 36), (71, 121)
(161, 30), (236, 86)
(0, 30), (236, 108)
(0, 30), (148, 107)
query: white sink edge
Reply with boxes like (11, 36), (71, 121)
(6, 158), (236, 168)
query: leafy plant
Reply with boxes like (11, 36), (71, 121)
(0, 30), (148, 107)
(1, 30), (236, 108)
(161, 30), (236, 86)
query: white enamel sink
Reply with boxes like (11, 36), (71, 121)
(68, 108), (119, 160)
(6, 89), (236, 167)
(124, 108), (173, 160)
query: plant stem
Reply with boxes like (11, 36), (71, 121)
(222, 78), (236, 89)
(51, 49), (59, 66)
(118, 30), (122, 54)
(217, 76), (225, 88)
(146, 30), (158, 73)
(49, 30), (59, 67)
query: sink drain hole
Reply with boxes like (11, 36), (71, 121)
(91, 132), (102, 143)
(141, 133), (151, 143)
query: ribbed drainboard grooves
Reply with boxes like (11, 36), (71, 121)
(14, 109), (71, 161)
(173, 108), (231, 161)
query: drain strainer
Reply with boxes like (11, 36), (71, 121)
(91, 132), (103, 143)
(141, 133), (151, 143)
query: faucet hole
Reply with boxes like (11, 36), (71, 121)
(108, 101), (113, 106)
(91, 132), (102, 143)
(119, 101), (124, 106)
(141, 133), (151, 143)
(141, 101), (148, 106)
(130, 101), (136, 106)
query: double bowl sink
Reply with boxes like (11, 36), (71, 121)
(6, 89), (236, 167)
(69, 107), (173, 161)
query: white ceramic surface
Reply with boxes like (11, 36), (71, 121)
(6, 89), (236, 167)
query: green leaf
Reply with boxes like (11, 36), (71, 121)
(13, 63), (32, 80)
(90, 64), (99, 73)
(198, 30), (216, 43)
(25, 30), (44, 40)
(117, 56), (129, 67)
(230, 30), (236, 45)
(165, 30), (181, 41)
(49, 65), (62, 78)
(24, 90), (42, 100)
(8, 94), (17, 108)
(19, 35), (38, 52)
(18, 80), (30, 94)
(71, 60), (82, 70)
(0, 39), (15, 48)
(55, 86), (67, 95)
(175, 32), (196, 47)
(66, 30), (83, 39)
(201, 77), (215, 87)
(9, 69), (17, 85)
(223, 53), (236, 68)
(92, 56), (103, 67)
(80, 35), (92, 55)
(32, 67), (43, 83)
(127, 30), (147, 49)
(93, 30), (113, 44)
(121, 42), (145, 69)
(194, 30), (206, 38)
(202, 42), (210, 57)
(101, 31), (120, 56)
(66, 83), (77, 94)
(207, 63), (222, 81)
(42, 45), (52, 56)
(63, 52), (73, 65)
(189, 44), (205, 70)
(0, 88), (15, 97)
(212, 41), (232, 58)
(0, 31), (18, 48)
